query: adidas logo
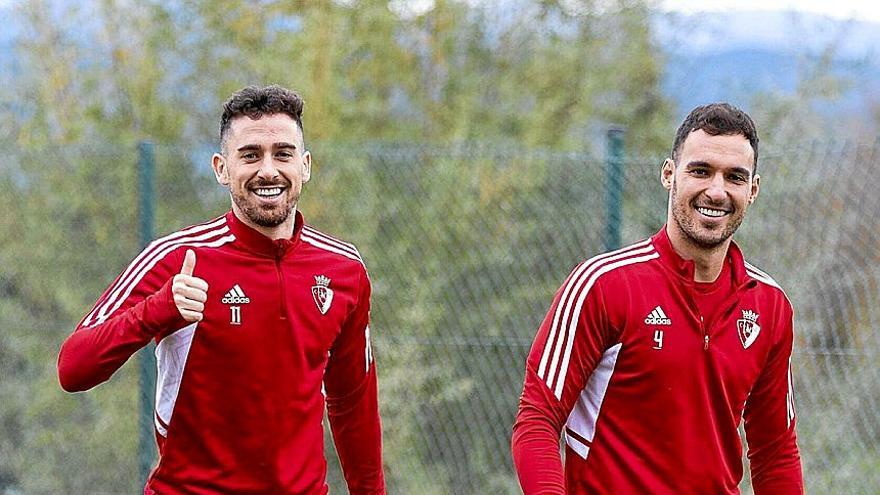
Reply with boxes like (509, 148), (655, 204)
(221, 284), (250, 304)
(644, 306), (671, 325)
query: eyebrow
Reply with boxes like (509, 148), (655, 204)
(236, 142), (298, 153)
(685, 160), (752, 177)
(236, 144), (260, 153)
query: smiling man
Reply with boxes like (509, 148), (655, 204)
(512, 103), (803, 494)
(58, 85), (385, 494)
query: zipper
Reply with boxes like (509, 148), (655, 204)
(700, 315), (709, 350)
(275, 246), (288, 320)
(704, 280), (754, 350)
(671, 260), (757, 354)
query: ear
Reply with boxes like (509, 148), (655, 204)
(212, 153), (230, 186)
(660, 158), (674, 191)
(749, 174), (760, 204)
(301, 150), (312, 184)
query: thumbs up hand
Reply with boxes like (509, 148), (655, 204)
(172, 249), (209, 322)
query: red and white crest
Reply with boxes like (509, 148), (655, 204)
(311, 275), (333, 315)
(737, 309), (761, 349)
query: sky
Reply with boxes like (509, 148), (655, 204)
(660, 0), (880, 23)
(1, 0), (878, 24)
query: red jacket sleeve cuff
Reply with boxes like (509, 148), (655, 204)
(141, 278), (186, 334)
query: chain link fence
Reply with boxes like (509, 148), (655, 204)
(618, 139), (880, 494)
(1, 138), (878, 493)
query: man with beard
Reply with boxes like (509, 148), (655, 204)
(511, 103), (803, 494)
(58, 85), (385, 495)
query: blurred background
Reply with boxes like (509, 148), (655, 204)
(1, 0), (879, 493)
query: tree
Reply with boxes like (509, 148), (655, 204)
(2, 0), (673, 492)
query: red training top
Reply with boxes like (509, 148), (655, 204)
(58, 211), (385, 495)
(512, 227), (802, 494)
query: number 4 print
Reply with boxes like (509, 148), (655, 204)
(653, 330), (663, 350)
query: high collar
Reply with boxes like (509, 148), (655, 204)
(225, 210), (304, 258)
(650, 225), (752, 287)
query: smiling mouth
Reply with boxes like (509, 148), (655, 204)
(696, 206), (729, 218)
(252, 186), (285, 199)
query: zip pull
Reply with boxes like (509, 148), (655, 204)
(699, 315), (709, 350)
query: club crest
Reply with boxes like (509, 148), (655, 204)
(737, 309), (761, 349)
(311, 275), (334, 315)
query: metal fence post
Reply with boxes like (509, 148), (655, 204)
(604, 127), (626, 251)
(137, 141), (157, 485)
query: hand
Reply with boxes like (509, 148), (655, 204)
(172, 249), (209, 322)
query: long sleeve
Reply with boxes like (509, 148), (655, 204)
(744, 304), (803, 494)
(511, 264), (614, 494)
(324, 267), (385, 495)
(58, 247), (186, 392)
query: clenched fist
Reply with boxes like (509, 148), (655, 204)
(172, 249), (209, 322)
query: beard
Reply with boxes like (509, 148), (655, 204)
(231, 178), (298, 228)
(670, 181), (745, 249)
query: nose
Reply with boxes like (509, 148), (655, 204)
(704, 173), (727, 203)
(256, 155), (279, 179)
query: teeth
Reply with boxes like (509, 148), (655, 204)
(254, 187), (282, 197)
(698, 207), (726, 218)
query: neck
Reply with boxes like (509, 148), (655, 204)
(231, 204), (296, 241)
(665, 224), (731, 283)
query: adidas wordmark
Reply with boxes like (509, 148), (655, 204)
(644, 305), (672, 325)
(222, 284), (250, 304)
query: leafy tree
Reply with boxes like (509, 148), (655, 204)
(2, 0), (673, 492)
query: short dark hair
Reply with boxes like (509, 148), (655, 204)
(671, 102), (759, 172)
(219, 85), (305, 153)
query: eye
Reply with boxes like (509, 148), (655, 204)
(276, 150), (294, 160)
(242, 152), (259, 161)
(728, 173), (748, 183)
(689, 168), (709, 176)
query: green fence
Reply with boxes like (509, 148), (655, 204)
(1, 138), (878, 493)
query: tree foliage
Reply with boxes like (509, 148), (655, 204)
(3, 1), (878, 493)
(1, 1), (671, 493)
